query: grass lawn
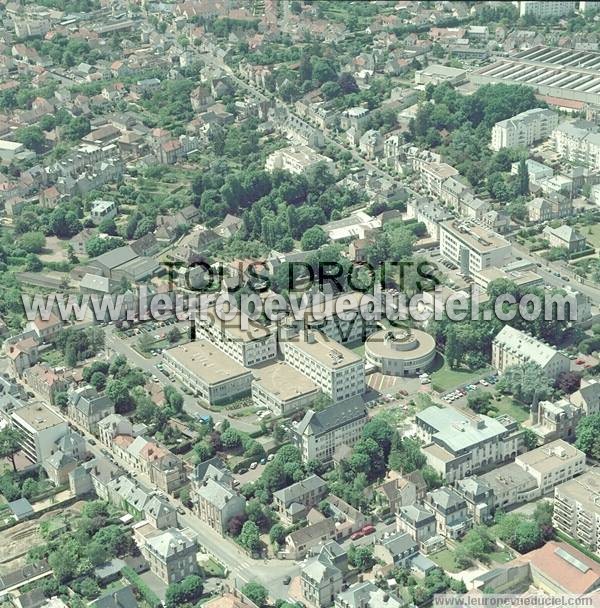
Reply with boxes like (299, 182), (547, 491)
(491, 395), (529, 423)
(489, 549), (512, 564)
(430, 356), (491, 393)
(580, 223), (600, 250)
(430, 549), (460, 573)
(202, 558), (226, 578)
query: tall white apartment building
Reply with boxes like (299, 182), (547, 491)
(492, 325), (571, 379)
(281, 330), (365, 403)
(553, 121), (600, 170)
(197, 308), (277, 367)
(439, 220), (512, 277)
(518, 1), (578, 18)
(265, 145), (335, 176)
(491, 108), (558, 151)
(554, 469), (600, 554)
(11, 402), (68, 463)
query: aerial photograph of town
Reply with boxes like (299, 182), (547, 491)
(4, 0), (600, 607)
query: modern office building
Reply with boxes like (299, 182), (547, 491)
(162, 340), (253, 405)
(365, 329), (436, 377)
(197, 308), (277, 368)
(281, 330), (365, 403)
(439, 220), (512, 277)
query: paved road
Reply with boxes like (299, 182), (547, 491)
(103, 324), (258, 434)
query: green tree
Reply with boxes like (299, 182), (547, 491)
(575, 413), (600, 458)
(497, 362), (551, 405)
(19, 231), (46, 253)
(239, 520), (261, 553)
(348, 545), (375, 572)
(0, 428), (21, 471)
(242, 582), (268, 607)
(300, 226), (328, 251)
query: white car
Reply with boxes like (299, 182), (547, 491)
(250, 462), (258, 470)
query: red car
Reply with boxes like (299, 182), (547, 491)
(361, 525), (376, 535)
(351, 531), (364, 541)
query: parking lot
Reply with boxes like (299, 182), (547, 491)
(440, 373), (499, 404)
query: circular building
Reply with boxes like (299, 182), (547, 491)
(365, 328), (436, 377)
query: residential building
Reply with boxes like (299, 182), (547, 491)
(516, 439), (585, 494)
(543, 225), (587, 253)
(417, 162), (459, 198)
(374, 470), (427, 514)
(111, 434), (186, 494)
(191, 469), (246, 534)
(374, 532), (418, 568)
(491, 108), (558, 151)
(301, 545), (344, 608)
(162, 340), (253, 406)
(570, 379), (600, 414)
(293, 401), (369, 463)
(529, 399), (582, 443)
(90, 199), (117, 225)
(281, 330), (365, 403)
(439, 220), (512, 278)
(396, 504), (437, 546)
(25, 313), (63, 344)
(527, 196), (572, 223)
(68, 386), (114, 434)
(22, 364), (69, 405)
(335, 581), (403, 608)
(265, 145), (335, 176)
(553, 120), (600, 170)
(455, 477), (494, 524)
(11, 402), (68, 463)
(518, 1), (577, 18)
(282, 518), (336, 560)
(415, 405), (524, 482)
(98, 413), (134, 447)
(359, 130), (384, 159)
(138, 527), (198, 584)
(477, 440), (585, 510)
(273, 475), (328, 524)
(6, 337), (40, 377)
(340, 107), (370, 132)
(425, 487), (471, 539)
(553, 469), (600, 553)
(492, 326), (571, 379)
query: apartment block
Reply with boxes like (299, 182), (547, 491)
(491, 108), (558, 151)
(518, 1), (578, 18)
(11, 402), (68, 463)
(553, 120), (600, 170)
(492, 326), (571, 379)
(554, 469), (600, 554)
(439, 220), (512, 278)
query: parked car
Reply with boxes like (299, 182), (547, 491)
(283, 576), (291, 585)
(350, 531), (364, 541)
(267, 454), (275, 461)
(361, 525), (375, 535)
(250, 462), (258, 470)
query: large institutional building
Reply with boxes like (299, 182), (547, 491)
(416, 406), (525, 483)
(439, 220), (512, 277)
